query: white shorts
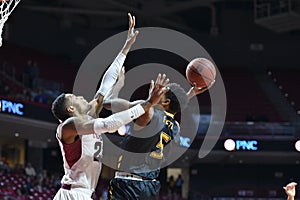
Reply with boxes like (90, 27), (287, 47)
(53, 188), (93, 200)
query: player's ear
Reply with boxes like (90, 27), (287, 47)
(161, 98), (171, 106)
(66, 106), (75, 113)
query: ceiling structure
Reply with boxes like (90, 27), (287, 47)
(21, 0), (223, 32)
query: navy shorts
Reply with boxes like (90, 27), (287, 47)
(108, 178), (161, 200)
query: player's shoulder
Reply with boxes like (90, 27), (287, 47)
(61, 117), (78, 126)
(153, 107), (165, 116)
(152, 108), (166, 122)
(57, 117), (82, 139)
(60, 117), (85, 131)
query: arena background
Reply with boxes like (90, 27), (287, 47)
(0, 0), (300, 199)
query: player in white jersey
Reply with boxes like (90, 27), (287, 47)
(52, 74), (169, 200)
(51, 13), (170, 200)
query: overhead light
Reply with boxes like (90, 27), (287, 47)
(15, 132), (19, 137)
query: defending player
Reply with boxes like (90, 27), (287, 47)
(52, 73), (169, 200)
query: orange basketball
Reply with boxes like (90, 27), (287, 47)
(186, 58), (216, 89)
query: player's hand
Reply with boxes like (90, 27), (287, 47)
(187, 84), (208, 99)
(186, 80), (215, 99)
(126, 13), (139, 47)
(283, 182), (297, 199)
(147, 73), (170, 106)
(122, 13), (139, 55)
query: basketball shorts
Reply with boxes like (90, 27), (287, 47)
(108, 177), (161, 200)
(53, 186), (93, 200)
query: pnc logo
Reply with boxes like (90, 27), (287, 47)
(0, 99), (24, 116)
(224, 139), (258, 151)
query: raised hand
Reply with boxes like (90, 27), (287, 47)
(283, 182), (297, 200)
(122, 13), (139, 55)
(186, 80), (215, 99)
(147, 73), (170, 106)
(126, 13), (139, 46)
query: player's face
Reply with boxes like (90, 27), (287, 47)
(65, 94), (91, 114)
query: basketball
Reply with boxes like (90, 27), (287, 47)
(186, 58), (216, 88)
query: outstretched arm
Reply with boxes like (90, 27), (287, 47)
(61, 74), (169, 143)
(103, 98), (145, 113)
(284, 182), (297, 200)
(88, 13), (139, 117)
(133, 74), (169, 130)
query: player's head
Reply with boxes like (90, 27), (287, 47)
(159, 83), (189, 114)
(52, 93), (90, 122)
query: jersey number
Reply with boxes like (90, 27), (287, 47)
(150, 132), (171, 159)
(94, 141), (103, 162)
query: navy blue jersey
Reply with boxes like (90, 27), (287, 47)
(117, 108), (180, 179)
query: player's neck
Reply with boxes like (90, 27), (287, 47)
(73, 112), (89, 120)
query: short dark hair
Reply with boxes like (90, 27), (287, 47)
(165, 83), (189, 114)
(51, 93), (69, 122)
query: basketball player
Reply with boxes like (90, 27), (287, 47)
(51, 14), (171, 200)
(104, 79), (207, 199)
(51, 73), (169, 200)
(284, 182), (297, 200)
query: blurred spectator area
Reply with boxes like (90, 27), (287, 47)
(268, 68), (300, 113)
(196, 68), (283, 122)
(222, 69), (282, 122)
(0, 45), (296, 122)
(0, 44), (77, 93)
(0, 44), (78, 104)
(0, 163), (129, 200)
(0, 164), (58, 200)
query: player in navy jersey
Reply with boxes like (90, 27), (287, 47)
(105, 78), (207, 199)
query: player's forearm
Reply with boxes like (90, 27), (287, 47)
(95, 37), (134, 99)
(103, 98), (131, 112)
(121, 41), (133, 56)
(95, 53), (126, 98)
(186, 90), (195, 100)
(133, 110), (153, 130)
(140, 101), (153, 113)
(64, 101), (149, 136)
(132, 101), (155, 129)
(287, 196), (294, 200)
(104, 99), (145, 112)
(93, 104), (146, 134)
(93, 100), (154, 134)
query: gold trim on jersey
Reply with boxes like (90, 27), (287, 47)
(164, 111), (175, 118)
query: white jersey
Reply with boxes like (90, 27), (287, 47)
(54, 121), (103, 199)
